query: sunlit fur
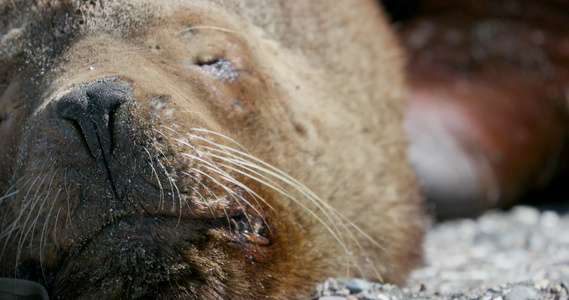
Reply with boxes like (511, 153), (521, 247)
(0, 0), (425, 298)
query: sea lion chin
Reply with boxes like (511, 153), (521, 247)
(0, 0), (425, 299)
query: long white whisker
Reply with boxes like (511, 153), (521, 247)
(40, 184), (61, 282)
(179, 170), (225, 222)
(207, 144), (385, 251)
(157, 125), (382, 278)
(152, 129), (229, 221)
(182, 127), (250, 153)
(1, 175), (38, 239)
(156, 128), (258, 225)
(162, 131), (273, 218)
(0, 190), (20, 202)
(190, 167), (266, 227)
(205, 145), (382, 277)
(195, 152), (346, 247)
(12, 171), (50, 273)
(17, 171), (54, 264)
(177, 25), (240, 35)
(5, 173), (45, 242)
(0, 176), (31, 261)
(63, 168), (74, 232)
(143, 147), (166, 209)
(174, 134), (347, 243)
(146, 134), (189, 223)
(192, 133), (382, 278)
(178, 150), (271, 210)
(1, 176), (28, 200)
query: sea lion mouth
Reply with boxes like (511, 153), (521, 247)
(49, 213), (268, 298)
(60, 181), (272, 265)
(79, 212), (269, 252)
(35, 193), (271, 296)
(76, 203), (270, 251)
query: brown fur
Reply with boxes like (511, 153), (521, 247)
(0, 1), (425, 299)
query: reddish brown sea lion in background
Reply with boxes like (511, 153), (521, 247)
(0, 0), (425, 298)
(383, 0), (569, 218)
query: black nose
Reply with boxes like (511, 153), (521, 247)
(55, 79), (131, 161)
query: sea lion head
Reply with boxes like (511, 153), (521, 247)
(0, 0), (425, 298)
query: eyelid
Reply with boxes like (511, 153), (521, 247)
(194, 54), (219, 66)
(197, 58), (238, 83)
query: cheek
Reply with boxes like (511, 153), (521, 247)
(0, 84), (31, 189)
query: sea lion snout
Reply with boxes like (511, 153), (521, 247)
(54, 79), (132, 161)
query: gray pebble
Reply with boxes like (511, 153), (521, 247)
(540, 211), (559, 227)
(346, 278), (371, 293)
(504, 286), (538, 300)
(511, 206), (540, 225)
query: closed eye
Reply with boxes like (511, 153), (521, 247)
(196, 57), (238, 83)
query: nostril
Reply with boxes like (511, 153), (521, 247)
(107, 99), (122, 151)
(55, 79), (132, 161)
(62, 116), (94, 158)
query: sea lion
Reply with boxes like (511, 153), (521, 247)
(0, 0), (426, 298)
(384, 0), (569, 218)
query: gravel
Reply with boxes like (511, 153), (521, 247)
(314, 204), (569, 299)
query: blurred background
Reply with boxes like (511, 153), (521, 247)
(380, 0), (569, 219)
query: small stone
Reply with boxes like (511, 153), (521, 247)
(510, 206), (540, 225)
(540, 211), (559, 227)
(504, 286), (538, 300)
(533, 279), (550, 290)
(335, 278), (347, 288)
(322, 280), (329, 292)
(334, 288), (350, 296)
(549, 284), (562, 294)
(346, 278), (371, 293)
(411, 284), (427, 293)
(319, 297), (347, 300)
(361, 294), (378, 300)
(375, 294), (391, 300)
